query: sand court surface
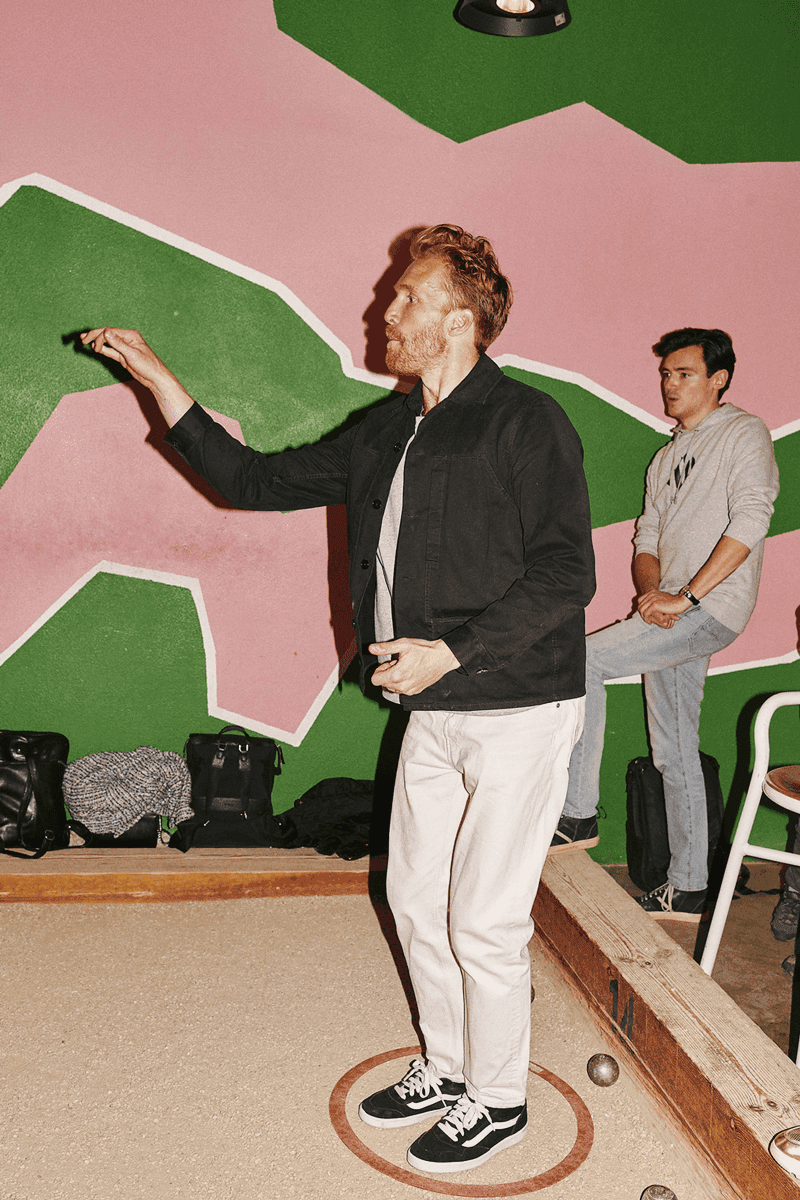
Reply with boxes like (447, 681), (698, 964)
(1, 891), (733, 1199)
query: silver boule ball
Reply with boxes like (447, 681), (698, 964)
(586, 1052), (619, 1087)
(640, 1187), (677, 1200)
(770, 1126), (800, 1178)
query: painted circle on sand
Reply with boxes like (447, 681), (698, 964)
(329, 1045), (594, 1196)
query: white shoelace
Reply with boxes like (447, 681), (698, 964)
(438, 1094), (490, 1142)
(395, 1058), (439, 1099)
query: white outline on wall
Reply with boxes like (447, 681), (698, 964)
(1, 173), (796, 740)
(0, 560), (339, 747)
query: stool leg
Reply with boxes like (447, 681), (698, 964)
(700, 694), (791, 975)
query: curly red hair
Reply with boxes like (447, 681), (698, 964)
(410, 224), (513, 353)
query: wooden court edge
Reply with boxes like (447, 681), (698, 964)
(0, 846), (385, 902)
(534, 852), (800, 1200)
(3, 847), (799, 1196)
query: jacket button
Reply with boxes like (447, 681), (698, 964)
(372, 498), (382, 509)
(360, 559), (370, 570)
(394, 442), (403, 452)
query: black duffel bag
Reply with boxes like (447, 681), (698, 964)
(0, 730), (70, 858)
(625, 751), (724, 893)
(68, 814), (163, 848)
(171, 723), (284, 851)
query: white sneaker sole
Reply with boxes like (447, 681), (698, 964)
(406, 1124), (527, 1173)
(646, 908), (703, 924)
(547, 835), (599, 855)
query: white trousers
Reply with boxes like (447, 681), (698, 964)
(386, 697), (584, 1108)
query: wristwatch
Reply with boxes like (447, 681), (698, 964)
(679, 586), (700, 606)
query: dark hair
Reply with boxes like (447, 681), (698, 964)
(652, 327), (736, 398)
(410, 224), (513, 353)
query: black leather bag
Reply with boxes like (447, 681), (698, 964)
(625, 751), (724, 893)
(67, 814), (163, 848)
(0, 730), (70, 858)
(171, 724), (284, 851)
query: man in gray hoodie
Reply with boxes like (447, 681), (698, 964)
(549, 327), (779, 920)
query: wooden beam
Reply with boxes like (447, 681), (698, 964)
(534, 853), (800, 1200)
(0, 847), (380, 902)
(0, 869), (375, 903)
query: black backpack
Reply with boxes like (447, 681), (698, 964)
(170, 724), (284, 851)
(625, 752), (724, 893)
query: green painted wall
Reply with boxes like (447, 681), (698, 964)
(275, 0), (800, 160)
(3, 186), (798, 849)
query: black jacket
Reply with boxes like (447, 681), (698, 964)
(165, 354), (595, 709)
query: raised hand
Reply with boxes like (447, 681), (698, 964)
(81, 327), (194, 427)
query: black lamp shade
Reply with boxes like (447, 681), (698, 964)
(455, 1), (571, 37)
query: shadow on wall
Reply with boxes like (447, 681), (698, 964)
(63, 331), (236, 514)
(134, 380), (359, 673)
(361, 226), (425, 378)
(326, 504), (354, 669)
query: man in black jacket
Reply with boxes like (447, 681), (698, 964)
(82, 225), (595, 1174)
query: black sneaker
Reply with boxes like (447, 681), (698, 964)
(771, 887), (800, 942)
(358, 1058), (466, 1128)
(406, 1094), (527, 1174)
(635, 881), (706, 923)
(548, 813), (599, 854)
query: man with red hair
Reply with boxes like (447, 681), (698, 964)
(83, 225), (594, 1173)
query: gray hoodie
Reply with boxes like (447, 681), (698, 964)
(633, 402), (779, 634)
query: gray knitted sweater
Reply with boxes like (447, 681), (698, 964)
(64, 747), (194, 837)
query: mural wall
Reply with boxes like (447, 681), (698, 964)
(1, 1), (797, 861)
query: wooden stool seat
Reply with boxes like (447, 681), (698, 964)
(765, 765), (800, 804)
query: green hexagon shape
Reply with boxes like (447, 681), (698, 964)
(274, 0), (798, 163)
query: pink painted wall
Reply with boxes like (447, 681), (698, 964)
(1, 387), (348, 738)
(2, 0), (797, 740)
(3, 2), (797, 430)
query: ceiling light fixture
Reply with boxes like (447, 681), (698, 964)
(455, 0), (571, 38)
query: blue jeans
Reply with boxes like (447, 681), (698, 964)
(564, 608), (737, 891)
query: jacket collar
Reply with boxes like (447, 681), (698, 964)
(403, 354), (501, 416)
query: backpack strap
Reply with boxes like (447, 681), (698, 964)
(1, 751), (59, 859)
(206, 740), (251, 813)
(238, 746), (252, 810)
